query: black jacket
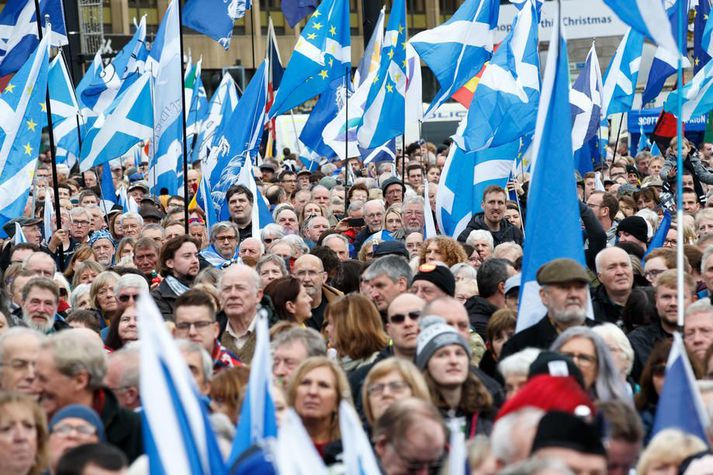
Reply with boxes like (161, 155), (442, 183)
(150, 279), (180, 321)
(456, 213), (523, 247)
(500, 315), (597, 360)
(627, 320), (673, 382)
(95, 388), (143, 463)
(590, 284), (625, 326)
(465, 296), (499, 340)
(579, 201), (607, 272)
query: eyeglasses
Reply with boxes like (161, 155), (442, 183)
(72, 220), (90, 226)
(367, 380), (409, 395)
(389, 311), (421, 324)
(263, 238), (274, 244)
(117, 294), (139, 303)
(391, 443), (445, 472)
(215, 234), (237, 242)
(52, 423), (97, 437)
(561, 352), (597, 367)
(644, 269), (665, 281)
(175, 321), (214, 331)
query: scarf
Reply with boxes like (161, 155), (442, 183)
(200, 244), (239, 268)
(165, 275), (190, 296)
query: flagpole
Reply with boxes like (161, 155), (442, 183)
(250, 9), (257, 71)
(612, 114), (624, 162)
(31, 8), (65, 270)
(675, 0), (684, 329)
(344, 64), (350, 217)
(176, 0), (191, 232)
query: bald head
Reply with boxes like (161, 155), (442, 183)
(388, 293), (426, 317)
(424, 296), (471, 341)
(294, 254), (324, 272)
(24, 252), (57, 278)
(293, 254), (327, 303)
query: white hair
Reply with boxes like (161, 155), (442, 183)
(592, 322), (635, 376)
(634, 209), (657, 239)
(466, 229), (494, 248)
(498, 348), (541, 378)
(491, 408), (546, 466)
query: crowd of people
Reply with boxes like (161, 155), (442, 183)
(2, 137), (713, 474)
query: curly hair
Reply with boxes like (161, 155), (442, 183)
(418, 236), (468, 267)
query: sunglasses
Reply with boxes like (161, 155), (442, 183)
(389, 311), (421, 324)
(117, 294), (139, 303)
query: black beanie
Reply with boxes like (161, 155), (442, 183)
(531, 411), (606, 457)
(412, 264), (456, 296)
(617, 216), (649, 244)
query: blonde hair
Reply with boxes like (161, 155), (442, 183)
(362, 358), (431, 425)
(0, 391), (49, 475)
(286, 356), (353, 442)
(636, 429), (706, 474)
(326, 294), (388, 360)
(89, 271), (120, 310)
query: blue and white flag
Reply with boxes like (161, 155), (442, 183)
(436, 130), (527, 238)
(410, 0), (498, 119)
(14, 222), (26, 245)
(269, 0), (351, 118)
(361, 138), (396, 165)
(76, 16), (147, 115)
(48, 51), (81, 167)
(602, 0), (679, 60)
(601, 29), (643, 117)
(424, 181), (437, 238)
(701, 2), (713, 62)
(354, 8), (385, 87)
(664, 55), (713, 121)
(0, 28), (49, 233)
(42, 193), (52, 242)
(300, 77), (348, 159)
(570, 43), (602, 153)
(652, 333), (710, 443)
(137, 290), (226, 475)
(339, 400), (381, 475)
(517, 5), (587, 333)
(357, 0), (407, 148)
(642, 209), (671, 262)
(275, 410), (329, 475)
(236, 155), (274, 236)
(186, 59), (208, 157)
(637, 123), (650, 154)
(183, 0), (249, 49)
(641, 0), (690, 106)
(192, 72), (239, 165)
(208, 61), (268, 221)
(0, 0), (67, 76)
(452, 0), (539, 152)
(228, 309), (278, 464)
(79, 73), (153, 171)
(147, 0), (184, 196)
(282, 0), (318, 29)
(119, 184), (139, 213)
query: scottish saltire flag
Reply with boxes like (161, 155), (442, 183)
(570, 43), (602, 153)
(269, 0), (351, 118)
(236, 154), (274, 235)
(79, 73), (153, 171)
(424, 181), (437, 238)
(339, 401), (381, 475)
(185, 59), (208, 156)
(652, 333), (710, 443)
(357, 0), (407, 148)
(228, 310), (277, 463)
(183, 0), (249, 49)
(48, 51), (82, 166)
(602, 0), (679, 59)
(275, 410), (329, 475)
(354, 8), (385, 87)
(300, 77), (348, 159)
(192, 73), (239, 164)
(642, 209), (671, 263)
(436, 129), (527, 237)
(13, 223), (26, 245)
(664, 48), (713, 121)
(517, 7), (587, 333)
(452, 0), (539, 152)
(137, 291), (226, 475)
(641, 0), (690, 105)
(361, 138), (396, 165)
(0, 0), (67, 76)
(199, 175), (217, 236)
(637, 123), (650, 153)
(208, 62), (268, 220)
(601, 29), (643, 117)
(99, 160), (117, 215)
(0, 30), (49, 234)
(147, 0), (184, 196)
(76, 16), (147, 115)
(694, 0), (712, 72)
(410, 0), (498, 119)
(282, 0), (318, 28)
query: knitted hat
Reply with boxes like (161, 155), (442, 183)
(49, 404), (106, 442)
(496, 375), (594, 421)
(617, 215), (649, 244)
(416, 315), (472, 369)
(527, 351), (586, 389)
(381, 176), (405, 194)
(88, 229), (115, 248)
(412, 263), (456, 297)
(531, 411), (606, 457)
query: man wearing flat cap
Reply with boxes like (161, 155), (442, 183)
(500, 258), (594, 360)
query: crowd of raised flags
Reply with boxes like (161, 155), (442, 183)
(2, 0), (713, 472)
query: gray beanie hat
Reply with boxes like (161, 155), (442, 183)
(416, 315), (472, 369)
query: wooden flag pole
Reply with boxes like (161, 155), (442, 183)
(31, 5), (65, 270)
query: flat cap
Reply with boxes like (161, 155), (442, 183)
(536, 258), (589, 286)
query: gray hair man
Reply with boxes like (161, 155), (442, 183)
(218, 265), (263, 363)
(684, 300), (713, 365)
(21, 277), (65, 334)
(271, 327), (327, 388)
(592, 247), (633, 326)
(0, 327), (44, 397)
(104, 343), (141, 410)
(117, 212), (144, 239)
(362, 255), (413, 315)
(322, 234), (350, 261)
(401, 196), (425, 235)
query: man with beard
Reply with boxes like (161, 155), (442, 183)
(21, 277), (69, 333)
(150, 235), (201, 320)
(200, 222), (240, 268)
(457, 186), (524, 246)
(500, 259), (593, 360)
(401, 196), (426, 236)
(238, 237), (263, 267)
(88, 230), (115, 267)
